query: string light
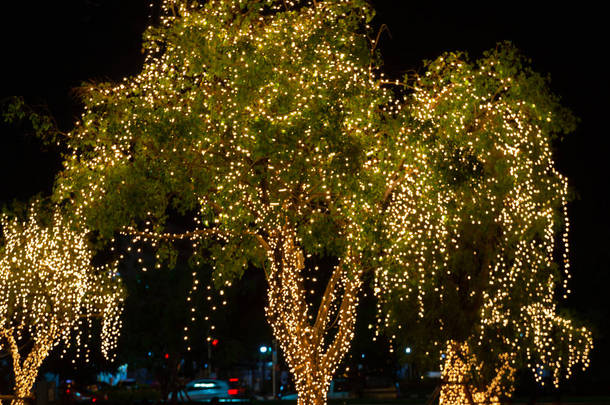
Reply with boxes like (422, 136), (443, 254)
(0, 202), (123, 405)
(374, 48), (592, 400)
(49, 0), (591, 402)
(55, 1), (390, 404)
(439, 341), (515, 405)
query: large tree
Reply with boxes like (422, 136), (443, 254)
(0, 202), (123, 405)
(47, 0), (592, 403)
(54, 1), (391, 404)
(375, 46), (592, 404)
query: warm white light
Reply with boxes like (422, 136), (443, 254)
(1, 202), (123, 404)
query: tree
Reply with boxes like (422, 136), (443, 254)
(46, 1), (592, 403)
(0, 202), (123, 405)
(54, 1), (391, 404)
(375, 46), (592, 404)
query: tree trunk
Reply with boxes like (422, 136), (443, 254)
(439, 341), (515, 405)
(294, 364), (330, 405)
(295, 382), (328, 405)
(263, 225), (361, 405)
(10, 380), (33, 405)
(1, 330), (51, 405)
(439, 341), (473, 405)
(9, 348), (48, 405)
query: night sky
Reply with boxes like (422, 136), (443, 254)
(1, 0), (607, 387)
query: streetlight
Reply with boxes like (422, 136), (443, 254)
(404, 347), (413, 379)
(258, 344), (277, 398)
(259, 345), (273, 396)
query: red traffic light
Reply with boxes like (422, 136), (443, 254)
(164, 353), (170, 359)
(212, 339), (219, 347)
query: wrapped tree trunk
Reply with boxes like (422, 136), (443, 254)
(1, 330), (53, 405)
(264, 225), (361, 405)
(440, 341), (516, 405)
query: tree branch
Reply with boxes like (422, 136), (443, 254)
(311, 262), (343, 345)
(321, 271), (360, 372)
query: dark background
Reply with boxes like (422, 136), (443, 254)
(1, 0), (607, 392)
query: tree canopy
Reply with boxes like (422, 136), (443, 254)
(374, 46), (592, 401)
(56, 0), (390, 261)
(54, 1), (393, 403)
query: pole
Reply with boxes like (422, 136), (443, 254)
(207, 340), (212, 378)
(261, 357), (265, 396)
(272, 340), (278, 399)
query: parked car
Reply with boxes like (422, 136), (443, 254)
(60, 381), (108, 404)
(279, 379), (352, 400)
(171, 379), (248, 402)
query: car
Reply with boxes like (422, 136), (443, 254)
(171, 379), (247, 403)
(60, 381), (108, 404)
(279, 379), (352, 400)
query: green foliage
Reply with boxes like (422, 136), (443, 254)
(56, 0), (392, 282)
(1, 96), (63, 146)
(34, 0), (589, 391)
(376, 43), (590, 387)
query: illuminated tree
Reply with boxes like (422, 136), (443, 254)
(54, 1), (390, 404)
(375, 46), (592, 404)
(46, 0), (591, 402)
(0, 203), (123, 405)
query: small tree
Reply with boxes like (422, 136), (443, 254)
(375, 46), (592, 404)
(0, 203), (123, 405)
(54, 1), (390, 404)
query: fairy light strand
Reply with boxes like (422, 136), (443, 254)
(374, 49), (592, 400)
(0, 203), (123, 405)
